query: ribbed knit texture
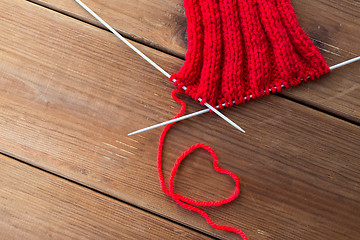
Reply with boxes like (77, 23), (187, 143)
(170, 0), (330, 107)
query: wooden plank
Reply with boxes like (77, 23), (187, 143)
(281, 0), (360, 123)
(0, 154), (211, 239)
(28, 0), (360, 123)
(1, 0), (360, 239)
(28, 0), (188, 57)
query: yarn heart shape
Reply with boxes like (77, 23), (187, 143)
(167, 143), (240, 207)
(157, 89), (247, 239)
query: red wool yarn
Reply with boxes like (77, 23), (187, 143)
(158, 89), (247, 240)
(159, 0), (330, 239)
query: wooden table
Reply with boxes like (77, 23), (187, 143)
(1, 0), (359, 239)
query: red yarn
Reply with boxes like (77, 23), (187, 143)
(158, 89), (247, 239)
(158, 1), (332, 238)
(171, 0), (330, 107)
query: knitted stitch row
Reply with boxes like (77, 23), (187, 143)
(170, 0), (330, 107)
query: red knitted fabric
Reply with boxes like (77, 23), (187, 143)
(170, 0), (330, 107)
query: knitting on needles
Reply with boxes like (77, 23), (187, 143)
(74, 0), (246, 134)
(129, 56), (360, 136)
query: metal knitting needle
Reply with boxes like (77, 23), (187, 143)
(129, 56), (360, 135)
(330, 56), (360, 70)
(74, 0), (245, 134)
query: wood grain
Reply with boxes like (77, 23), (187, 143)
(28, 0), (360, 122)
(29, 0), (188, 57)
(1, 0), (360, 239)
(0, 154), (211, 239)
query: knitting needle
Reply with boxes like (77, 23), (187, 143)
(74, 0), (245, 134)
(330, 56), (360, 70)
(128, 56), (360, 135)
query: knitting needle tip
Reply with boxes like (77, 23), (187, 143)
(128, 108), (211, 136)
(128, 131), (137, 136)
(204, 102), (246, 134)
(235, 125), (246, 134)
(229, 122), (246, 134)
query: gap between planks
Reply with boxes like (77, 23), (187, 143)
(26, 0), (185, 59)
(279, 93), (360, 127)
(0, 151), (219, 240)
